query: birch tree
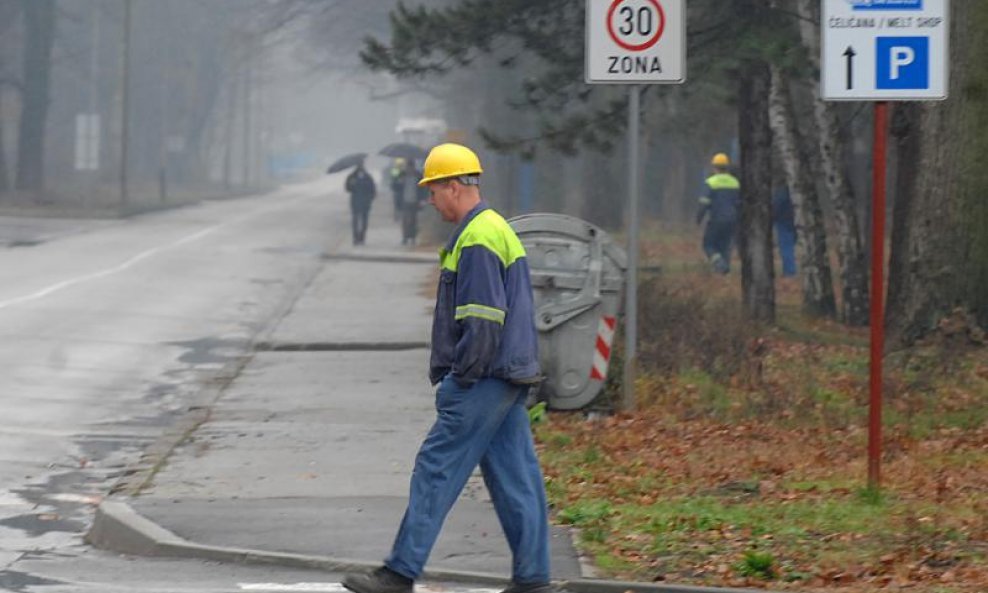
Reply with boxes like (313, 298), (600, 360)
(769, 63), (837, 318)
(796, 0), (869, 326)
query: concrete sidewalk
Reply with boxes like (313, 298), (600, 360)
(87, 201), (763, 593)
(88, 196), (585, 570)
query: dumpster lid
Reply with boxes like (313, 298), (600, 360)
(509, 213), (627, 270)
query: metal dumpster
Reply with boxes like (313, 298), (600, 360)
(509, 213), (627, 410)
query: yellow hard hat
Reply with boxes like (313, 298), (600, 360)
(418, 143), (483, 186)
(711, 153), (730, 167)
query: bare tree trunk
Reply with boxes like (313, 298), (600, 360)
(0, 91), (8, 192)
(769, 64), (837, 318)
(886, 1), (988, 344)
(818, 103), (870, 326)
(223, 73), (234, 191)
(887, 102), (925, 345)
(738, 57), (775, 323)
(885, 102), (962, 345)
(797, 0), (869, 325)
(952, 4), (988, 332)
(0, 1), (20, 194)
(14, 0), (55, 193)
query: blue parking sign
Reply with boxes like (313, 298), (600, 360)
(876, 37), (929, 90)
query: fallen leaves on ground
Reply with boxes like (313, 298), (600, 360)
(535, 227), (987, 592)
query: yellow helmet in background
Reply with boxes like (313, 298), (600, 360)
(418, 143), (484, 186)
(711, 153), (731, 167)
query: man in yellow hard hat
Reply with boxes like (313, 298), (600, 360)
(343, 143), (551, 593)
(697, 152), (740, 274)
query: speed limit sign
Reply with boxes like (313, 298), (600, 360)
(586, 0), (685, 84)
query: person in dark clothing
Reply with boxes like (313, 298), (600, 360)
(399, 159), (426, 246)
(772, 185), (797, 277)
(345, 164), (376, 245)
(389, 158), (407, 222)
(697, 152), (740, 274)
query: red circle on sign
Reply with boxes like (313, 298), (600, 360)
(606, 0), (665, 52)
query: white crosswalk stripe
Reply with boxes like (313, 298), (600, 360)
(237, 584), (503, 593)
(239, 585), (348, 592)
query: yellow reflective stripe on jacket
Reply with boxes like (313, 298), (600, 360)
(439, 247), (456, 272)
(440, 209), (527, 272)
(706, 173), (740, 190)
(455, 303), (506, 324)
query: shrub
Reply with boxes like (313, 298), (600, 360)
(637, 276), (755, 381)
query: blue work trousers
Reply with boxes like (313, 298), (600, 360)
(775, 223), (797, 277)
(703, 220), (735, 273)
(385, 376), (550, 584)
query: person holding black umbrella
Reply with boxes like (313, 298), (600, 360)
(345, 163), (376, 245)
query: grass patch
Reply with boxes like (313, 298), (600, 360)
(543, 485), (984, 585)
(735, 550), (777, 580)
(557, 500), (612, 544)
(630, 495), (893, 542)
(775, 306), (870, 348)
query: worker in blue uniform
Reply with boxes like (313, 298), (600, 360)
(772, 184), (797, 277)
(697, 152), (740, 274)
(342, 143), (551, 593)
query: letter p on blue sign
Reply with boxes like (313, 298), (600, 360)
(877, 37), (929, 89)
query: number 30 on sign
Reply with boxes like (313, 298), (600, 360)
(608, 0), (665, 51)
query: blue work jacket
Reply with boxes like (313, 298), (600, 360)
(698, 173), (740, 224)
(429, 202), (541, 386)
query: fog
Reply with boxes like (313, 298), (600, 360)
(0, 0), (442, 211)
(0, 0), (810, 229)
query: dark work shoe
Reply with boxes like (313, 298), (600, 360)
(500, 582), (554, 593)
(342, 566), (413, 593)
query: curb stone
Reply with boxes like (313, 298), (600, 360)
(88, 502), (774, 593)
(321, 252), (436, 265)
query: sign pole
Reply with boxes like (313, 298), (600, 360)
(119, 0), (132, 207)
(586, 0), (685, 411)
(822, 0), (948, 493)
(868, 100), (888, 490)
(622, 84), (641, 412)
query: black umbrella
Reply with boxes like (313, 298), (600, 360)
(326, 152), (367, 174)
(378, 142), (428, 162)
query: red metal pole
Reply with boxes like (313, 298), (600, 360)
(868, 101), (888, 490)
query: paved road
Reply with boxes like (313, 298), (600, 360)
(0, 179), (343, 590)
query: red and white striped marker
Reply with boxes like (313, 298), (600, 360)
(590, 315), (617, 381)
